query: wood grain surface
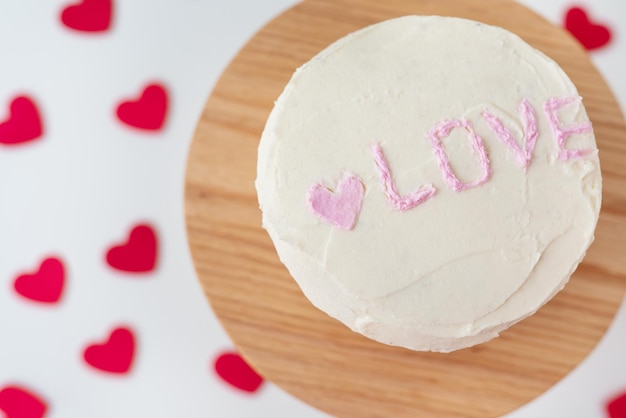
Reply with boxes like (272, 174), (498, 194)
(184, 0), (626, 416)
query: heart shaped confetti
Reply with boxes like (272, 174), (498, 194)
(83, 327), (136, 374)
(607, 391), (626, 418)
(116, 84), (168, 131)
(564, 6), (612, 51)
(307, 173), (365, 230)
(0, 385), (48, 418)
(105, 224), (158, 273)
(0, 96), (43, 146)
(214, 352), (264, 393)
(60, 0), (113, 33)
(13, 257), (65, 304)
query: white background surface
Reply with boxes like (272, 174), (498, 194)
(0, 1), (624, 417)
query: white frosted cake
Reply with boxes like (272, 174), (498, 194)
(256, 16), (601, 352)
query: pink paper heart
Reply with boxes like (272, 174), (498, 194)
(564, 6), (612, 51)
(214, 351), (264, 393)
(105, 224), (157, 273)
(607, 390), (626, 418)
(307, 173), (364, 230)
(13, 257), (65, 304)
(0, 385), (48, 418)
(116, 84), (168, 131)
(0, 96), (44, 146)
(83, 327), (136, 374)
(60, 0), (113, 33)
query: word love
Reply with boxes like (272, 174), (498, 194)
(378, 96), (593, 198)
(307, 96), (594, 230)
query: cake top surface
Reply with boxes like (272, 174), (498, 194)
(256, 15), (601, 352)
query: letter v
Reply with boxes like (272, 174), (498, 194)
(481, 99), (538, 170)
(372, 142), (437, 211)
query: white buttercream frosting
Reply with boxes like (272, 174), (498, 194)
(256, 16), (601, 352)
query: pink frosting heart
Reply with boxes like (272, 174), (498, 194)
(307, 173), (364, 230)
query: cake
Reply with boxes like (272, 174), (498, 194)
(255, 16), (601, 352)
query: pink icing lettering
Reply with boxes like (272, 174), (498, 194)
(482, 99), (538, 170)
(371, 142), (437, 211)
(307, 173), (365, 230)
(543, 96), (594, 160)
(307, 96), (595, 227)
(428, 119), (492, 192)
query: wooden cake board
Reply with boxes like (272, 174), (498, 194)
(185, 0), (626, 416)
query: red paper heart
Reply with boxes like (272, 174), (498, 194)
(105, 224), (157, 273)
(60, 0), (112, 33)
(564, 6), (612, 51)
(0, 96), (43, 146)
(214, 352), (264, 393)
(14, 257), (65, 304)
(116, 84), (168, 131)
(607, 391), (626, 418)
(83, 327), (135, 374)
(0, 385), (48, 418)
